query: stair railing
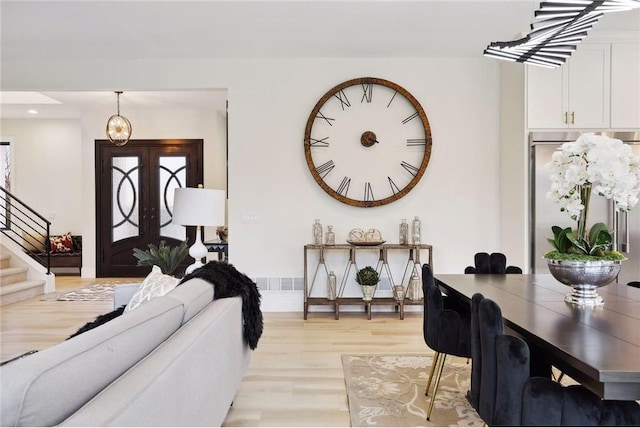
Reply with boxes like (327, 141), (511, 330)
(0, 186), (51, 273)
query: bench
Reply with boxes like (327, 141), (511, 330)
(34, 235), (82, 275)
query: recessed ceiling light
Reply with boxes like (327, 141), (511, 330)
(28, 109), (38, 114)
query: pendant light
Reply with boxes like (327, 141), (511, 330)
(106, 91), (132, 146)
(484, 0), (640, 68)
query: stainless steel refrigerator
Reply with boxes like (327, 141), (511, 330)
(529, 131), (640, 285)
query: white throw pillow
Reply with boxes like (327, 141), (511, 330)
(124, 265), (180, 312)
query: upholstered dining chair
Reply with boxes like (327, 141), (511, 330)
(472, 293), (640, 426)
(467, 292), (484, 412)
(464, 252), (522, 274)
(422, 263), (472, 421)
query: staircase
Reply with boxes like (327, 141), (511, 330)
(0, 251), (46, 305)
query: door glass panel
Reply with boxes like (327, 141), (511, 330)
(159, 156), (187, 241)
(112, 156), (140, 243)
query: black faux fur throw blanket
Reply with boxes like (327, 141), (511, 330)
(69, 261), (263, 350)
(180, 261), (263, 350)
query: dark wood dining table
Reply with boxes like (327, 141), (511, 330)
(434, 274), (640, 400)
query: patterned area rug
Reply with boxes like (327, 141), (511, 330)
(43, 283), (123, 301)
(342, 354), (483, 427)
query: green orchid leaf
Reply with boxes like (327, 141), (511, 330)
(588, 222), (610, 246)
(551, 227), (574, 253)
(566, 231), (588, 254)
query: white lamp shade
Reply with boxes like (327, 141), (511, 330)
(172, 187), (225, 227)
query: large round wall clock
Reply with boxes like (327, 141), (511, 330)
(304, 77), (432, 207)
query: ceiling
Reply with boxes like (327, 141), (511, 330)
(1, 0), (638, 119)
(0, 90), (229, 119)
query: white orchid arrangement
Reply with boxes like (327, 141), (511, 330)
(545, 133), (640, 260)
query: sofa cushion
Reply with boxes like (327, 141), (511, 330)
(125, 266), (179, 313)
(0, 296), (185, 427)
(50, 232), (74, 253)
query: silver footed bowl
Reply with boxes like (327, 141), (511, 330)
(547, 259), (622, 307)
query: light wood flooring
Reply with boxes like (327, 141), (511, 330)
(1, 276), (428, 426)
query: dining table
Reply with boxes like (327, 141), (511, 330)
(434, 274), (640, 400)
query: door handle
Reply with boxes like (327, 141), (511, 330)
(620, 211), (630, 253)
(613, 205), (630, 253)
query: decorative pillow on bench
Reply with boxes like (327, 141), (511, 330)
(50, 232), (74, 253)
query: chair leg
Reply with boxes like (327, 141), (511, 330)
(427, 353), (447, 421)
(425, 351), (441, 396)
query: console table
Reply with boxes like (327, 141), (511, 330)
(303, 243), (432, 320)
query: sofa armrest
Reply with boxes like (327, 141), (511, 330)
(113, 284), (140, 309)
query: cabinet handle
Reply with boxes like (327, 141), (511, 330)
(571, 112), (575, 124)
(564, 112), (569, 124)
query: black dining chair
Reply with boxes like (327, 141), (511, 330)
(464, 252), (522, 274)
(472, 293), (640, 426)
(467, 292), (484, 412)
(422, 263), (472, 421)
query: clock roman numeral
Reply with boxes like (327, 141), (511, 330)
(388, 177), (401, 195)
(333, 90), (351, 110)
(316, 160), (335, 179)
(361, 84), (373, 103)
(364, 182), (375, 202)
(337, 176), (351, 197)
(316, 111), (335, 126)
(401, 161), (420, 177)
(310, 137), (329, 148)
(387, 91), (398, 108)
(402, 112), (419, 125)
(407, 138), (426, 147)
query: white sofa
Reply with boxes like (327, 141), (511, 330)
(1, 277), (251, 427)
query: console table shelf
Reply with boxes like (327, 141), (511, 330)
(303, 243), (432, 320)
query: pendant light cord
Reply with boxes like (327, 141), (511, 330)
(115, 91), (122, 116)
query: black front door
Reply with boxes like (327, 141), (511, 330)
(96, 139), (203, 277)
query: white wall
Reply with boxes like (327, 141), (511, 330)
(225, 58), (502, 277)
(498, 62), (528, 272)
(0, 119), (83, 234)
(1, 56), (509, 309)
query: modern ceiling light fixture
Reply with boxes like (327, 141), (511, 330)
(106, 91), (132, 146)
(484, 0), (640, 68)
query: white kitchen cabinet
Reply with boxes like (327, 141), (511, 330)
(610, 42), (640, 129)
(527, 43), (611, 129)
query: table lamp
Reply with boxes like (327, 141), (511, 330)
(172, 185), (225, 274)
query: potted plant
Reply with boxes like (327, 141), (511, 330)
(356, 266), (380, 301)
(544, 133), (640, 306)
(133, 240), (189, 277)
